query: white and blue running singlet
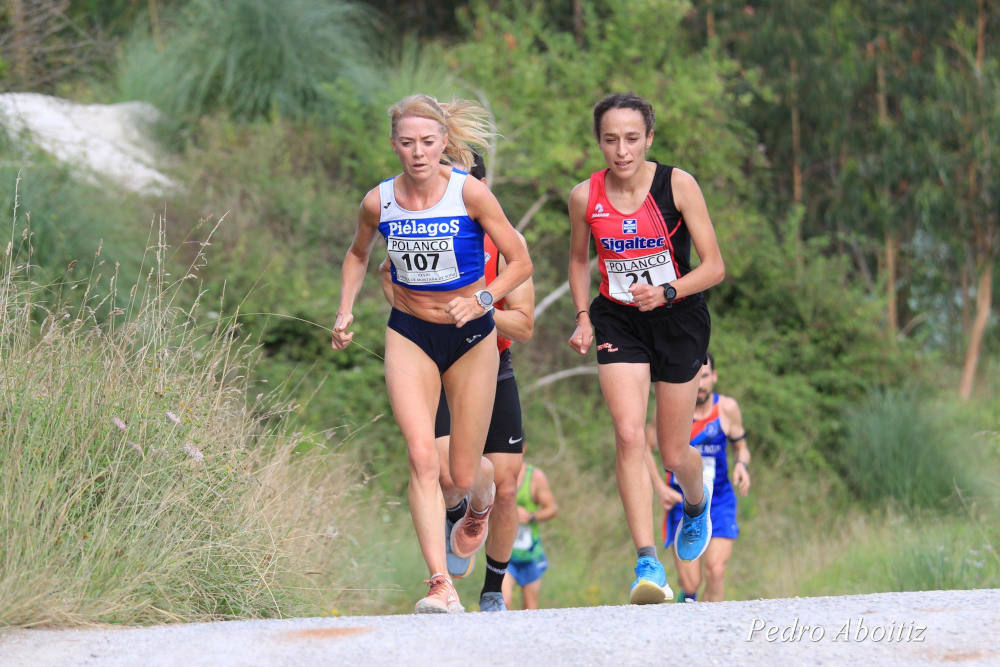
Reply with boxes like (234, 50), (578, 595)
(378, 168), (485, 291)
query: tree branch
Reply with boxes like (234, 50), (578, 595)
(515, 192), (549, 232)
(534, 257), (597, 319)
(523, 365), (598, 394)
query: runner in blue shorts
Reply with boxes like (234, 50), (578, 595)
(502, 453), (558, 610)
(645, 352), (750, 602)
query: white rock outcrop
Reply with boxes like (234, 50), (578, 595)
(0, 92), (178, 195)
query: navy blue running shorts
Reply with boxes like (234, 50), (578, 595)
(387, 307), (495, 373)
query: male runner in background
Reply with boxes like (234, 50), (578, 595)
(645, 353), (750, 602)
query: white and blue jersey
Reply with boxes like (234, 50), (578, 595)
(378, 168), (485, 291)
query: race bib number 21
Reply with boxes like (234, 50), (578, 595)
(604, 250), (677, 303)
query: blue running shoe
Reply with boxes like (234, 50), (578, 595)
(479, 591), (507, 612)
(445, 517), (475, 579)
(675, 484), (713, 562)
(629, 556), (672, 604)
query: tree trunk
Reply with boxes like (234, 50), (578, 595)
(876, 51), (897, 341)
(884, 230), (898, 344)
(961, 254), (971, 337)
(789, 57), (803, 207)
(9, 0), (29, 88)
(959, 259), (992, 399)
(959, 0), (992, 400)
(150, 0), (164, 51)
(573, 0), (583, 46)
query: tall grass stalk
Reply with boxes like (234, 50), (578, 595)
(0, 188), (367, 626)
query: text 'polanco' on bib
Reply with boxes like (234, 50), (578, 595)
(604, 250), (677, 303)
(387, 234), (460, 285)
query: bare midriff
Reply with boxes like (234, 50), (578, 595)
(391, 276), (487, 324)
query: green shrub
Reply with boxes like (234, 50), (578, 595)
(838, 389), (975, 509)
(886, 539), (999, 592)
(117, 0), (376, 128)
(0, 153), (151, 301)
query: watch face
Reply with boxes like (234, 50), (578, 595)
(663, 285), (676, 301)
(478, 290), (494, 306)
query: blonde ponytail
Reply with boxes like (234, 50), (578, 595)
(388, 94), (495, 170)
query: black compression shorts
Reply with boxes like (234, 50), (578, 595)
(434, 376), (524, 455)
(589, 293), (710, 383)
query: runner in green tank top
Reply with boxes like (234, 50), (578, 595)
(502, 457), (558, 609)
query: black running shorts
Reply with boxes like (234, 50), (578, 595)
(589, 293), (710, 383)
(434, 376), (524, 455)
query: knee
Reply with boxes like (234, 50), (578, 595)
(494, 474), (518, 509)
(439, 466), (455, 490)
(407, 445), (439, 484)
(450, 456), (492, 493)
(659, 442), (692, 471)
(705, 561), (727, 583)
(613, 424), (647, 457)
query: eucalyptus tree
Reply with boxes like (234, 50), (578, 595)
(919, 2), (998, 397)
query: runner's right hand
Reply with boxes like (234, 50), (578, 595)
(568, 322), (593, 355)
(659, 487), (683, 511)
(331, 312), (354, 350)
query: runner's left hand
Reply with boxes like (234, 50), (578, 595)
(733, 464), (750, 496)
(629, 284), (666, 311)
(445, 295), (486, 328)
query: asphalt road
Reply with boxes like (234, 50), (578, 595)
(1, 589), (997, 666)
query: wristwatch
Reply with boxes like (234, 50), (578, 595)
(474, 289), (495, 312)
(662, 283), (677, 303)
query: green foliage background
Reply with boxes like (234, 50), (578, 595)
(1, 0), (998, 621)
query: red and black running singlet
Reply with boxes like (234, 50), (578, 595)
(483, 235), (512, 354)
(484, 235), (516, 382)
(586, 162), (695, 306)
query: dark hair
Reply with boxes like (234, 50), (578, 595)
(705, 352), (715, 371)
(592, 92), (656, 140)
(470, 151), (486, 180)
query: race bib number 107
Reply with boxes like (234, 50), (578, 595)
(605, 250), (677, 303)
(388, 236), (460, 285)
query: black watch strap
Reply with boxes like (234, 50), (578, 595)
(662, 283), (677, 303)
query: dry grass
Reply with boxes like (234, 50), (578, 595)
(0, 184), (375, 626)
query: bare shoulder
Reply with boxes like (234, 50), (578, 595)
(360, 186), (382, 217)
(461, 169), (492, 200)
(670, 166), (702, 194)
(718, 394), (742, 417)
(568, 180), (592, 220)
(569, 179), (591, 205)
(532, 466), (550, 484)
(462, 172), (499, 219)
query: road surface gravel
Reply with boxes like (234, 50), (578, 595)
(0, 588), (996, 666)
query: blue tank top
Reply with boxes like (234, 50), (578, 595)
(378, 168), (485, 291)
(669, 394), (733, 496)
